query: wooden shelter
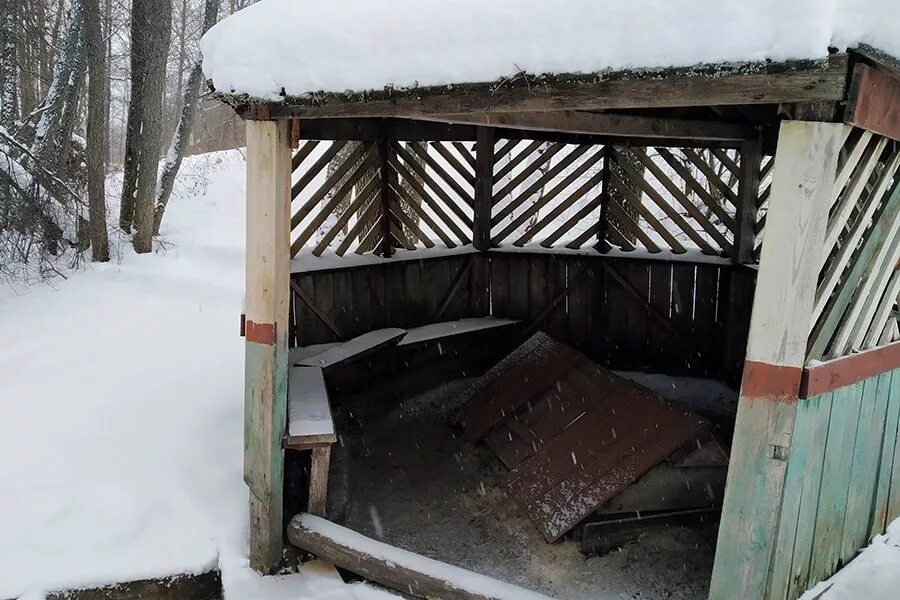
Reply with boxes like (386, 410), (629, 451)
(220, 37), (900, 599)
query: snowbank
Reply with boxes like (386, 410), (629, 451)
(800, 518), (900, 599)
(200, 0), (899, 101)
(0, 150), (396, 599)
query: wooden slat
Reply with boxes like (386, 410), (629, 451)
(832, 130), (874, 204)
(824, 136), (889, 257)
(391, 192), (436, 249)
(473, 128), (495, 250)
(656, 148), (736, 232)
(291, 149), (379, 253)
(291, 140), (347, 200)
(492, 138), (518, 163)
(863, 270), (900, 349)
(492, 146), (600, 244)
(312, 172), (380, 256)
(355, 215), (384, 255)
(431, 257), (473, 321)
(515, 167), (605, 247)
(633, 148), (733, 253)
(393, 174), (458, 248)
(614, 149), (716, 253)
(492, 143), (565, 205)
(432, 141), (475, 185)
(608, 169), (686, 253)
(712, 148), (740, 178)
(494, 140), (544, 183)
(492, 145), (592, 226)
(389, 154), (471, 243)
(682, 148), (739, 206)
(452, 141), (476, 170)
(809, 181), (900, 359)
(334, 193), (381, 256)
(292, 141), (371, 228)
(411, 142), (474, 207)
(813, 151), (900, 323)
(291, 140), (320, 172)
(604, 197), (662, 252)
(394, 141), (473, 228)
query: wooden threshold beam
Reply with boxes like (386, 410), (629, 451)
(427, 110), (755, 142)
(258, 55), (848, 120)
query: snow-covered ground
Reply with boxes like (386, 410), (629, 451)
(800, 519), (900, 599)
(2, 148), (899, 599)
(0, 150), (395, 599)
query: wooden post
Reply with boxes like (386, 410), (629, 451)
(308, 446), (332, 516)
(378, 137), (396, 258)
(473, 127), (495, 251)
(244, 119), (292, 573)
(595, 145), (613, 252)
(734, 136), (762, 264)
(709, 121), (843, 600)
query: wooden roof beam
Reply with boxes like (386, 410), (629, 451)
(422, 110), (756, 142)
(845, 63), (900, 142)
(253, 55), (849, 120)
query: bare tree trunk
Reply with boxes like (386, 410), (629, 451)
(84, 0), (108, 261)
(30, 0), (83, 167)
(1, 0), (18, 128)
(127, 0), (171, 253)
(103, 0), (112, 165)
(153, 0), (219, 235)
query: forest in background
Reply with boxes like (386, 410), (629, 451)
(0, 0), (251, 280)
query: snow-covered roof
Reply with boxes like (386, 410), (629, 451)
(200, 0), (899, 103)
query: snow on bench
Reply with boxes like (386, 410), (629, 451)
(295, 328), (406, 369)
(288, 513), (553, 600)
(285, 366), (336, 449)
(397, 317), (520, 347)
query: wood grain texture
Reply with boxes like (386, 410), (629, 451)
(244, 119), (292, 573)
(845, 63), (900, 142)
(746, 121), (843, 367)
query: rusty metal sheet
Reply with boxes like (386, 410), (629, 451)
(466, 333), (713, 542)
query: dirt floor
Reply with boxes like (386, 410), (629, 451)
(331, 378), (720, 600)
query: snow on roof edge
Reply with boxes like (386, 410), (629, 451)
(200, 0), (900, 103)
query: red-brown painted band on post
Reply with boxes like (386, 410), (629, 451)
(740, 361), (803, 402)
(800, 341), (900, 398)
(245, 320), (276, 345)
(845, 64), (900, 142)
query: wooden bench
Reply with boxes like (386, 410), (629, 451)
(284, 366), (337, 516)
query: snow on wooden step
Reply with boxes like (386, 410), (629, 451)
(289, 513), (553, 600)
(286, 366), (336, 447)
(296, 328), (406, 369)
(398, 318), (520, 347)
(290, 342), (341, 364)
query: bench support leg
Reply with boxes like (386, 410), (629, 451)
(309, 446), (332, 517)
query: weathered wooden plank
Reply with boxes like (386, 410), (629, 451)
(710, 121), (844, 600)
(244, 119), (292, 573)
(888, 369), (900, 529)
(809, 382), (865, 583)
(438, 110), (755, 141)
(842, 374), (891, 559)
(769, 393), (833, 600)
(267, 55), (849, 118)
(45, 571), (222, 600)
(307, 446), (332, 517)
(735, 138), (762, 263)
(872, 370), (900, 537)
(473, 127), (495, 250)
(845, 63), (900, 142)
(287, 514), (552, 600)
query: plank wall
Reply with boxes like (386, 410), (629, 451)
(289, 252), (755, 381)
(769, 369), (900, 599)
